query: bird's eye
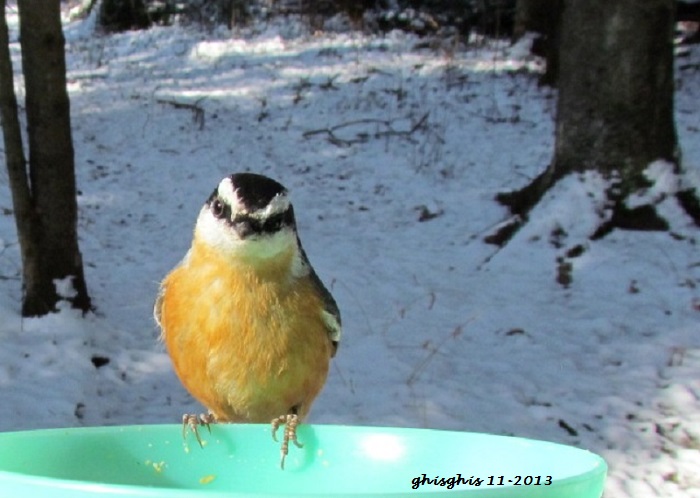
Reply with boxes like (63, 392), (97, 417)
(211, 199), (226, 219)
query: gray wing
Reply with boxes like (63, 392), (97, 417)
(299, 241), (341, 357)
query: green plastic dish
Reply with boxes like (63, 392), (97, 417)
(0, 424), (606, 497)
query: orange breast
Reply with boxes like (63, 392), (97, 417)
(159, 240), (332, 422)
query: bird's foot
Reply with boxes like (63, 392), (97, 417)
(182, 413), (216, 448)
(271, 413), (303, 469)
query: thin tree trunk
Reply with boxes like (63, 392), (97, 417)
(14, 0), (91, 315)
(0, 0), (44, 312)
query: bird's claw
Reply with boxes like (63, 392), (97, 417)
(271, 414), (303, 469)
(182, 413), (216, 448)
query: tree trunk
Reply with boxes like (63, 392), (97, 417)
(488, 0), (693, 246)
(554, 0), (677, 190)
(10, 0), (92, 316)
(0, 0), (42, 313)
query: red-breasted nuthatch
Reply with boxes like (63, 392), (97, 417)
(154, 172), (341, 468)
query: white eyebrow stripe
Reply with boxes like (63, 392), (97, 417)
(217, 177), (244, 211)
(254, 193), (290, 219)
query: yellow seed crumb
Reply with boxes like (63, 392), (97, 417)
(199, 474), (216, 485)
(152, 461), (166, 473)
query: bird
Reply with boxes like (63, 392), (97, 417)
(154, 172), (341, 468)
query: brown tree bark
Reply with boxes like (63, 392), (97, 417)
(0, 0), (92, 316)
(0, 0), (41, 313)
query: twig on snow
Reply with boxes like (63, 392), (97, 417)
(156, 97), (206, 130)
(303, 112), (430, 147)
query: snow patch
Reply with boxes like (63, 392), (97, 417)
(54, 276), (78, 300)
(520, 170), (611, 241)
(190, 36), (286, 61)
(627, 159), (680, 208)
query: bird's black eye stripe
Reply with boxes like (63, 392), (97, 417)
(266, 209), (295, 232)
(230, 209), (294, 237)
(262, 212), (285, 232)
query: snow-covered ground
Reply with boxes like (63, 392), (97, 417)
(1, 7), (699, 496)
